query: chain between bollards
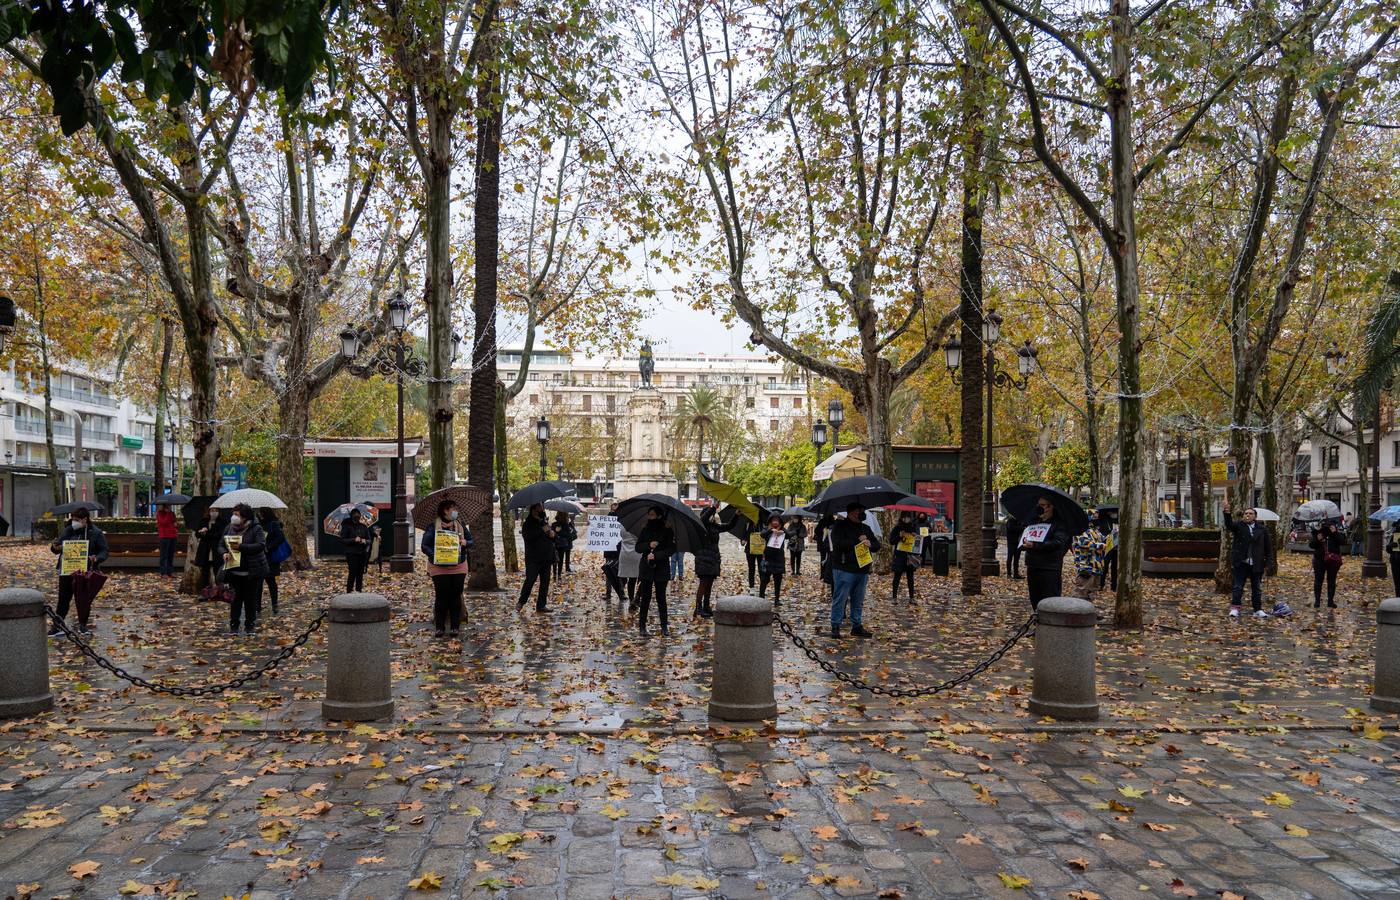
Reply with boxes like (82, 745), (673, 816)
(772, 609), (1035, 698)
(44, 605), (327, 698)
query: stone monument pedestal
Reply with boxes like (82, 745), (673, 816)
(614, 388), (677, 501)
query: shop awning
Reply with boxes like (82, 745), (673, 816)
(303, 439), (424, 458)
(813, 446), (868, 481)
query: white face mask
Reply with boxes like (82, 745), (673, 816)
(448, 510), (459, 520)
(70, 518), (81, 528)
(230, 514), (242, 526)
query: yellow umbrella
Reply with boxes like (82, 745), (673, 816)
(699, 470), (761, 524)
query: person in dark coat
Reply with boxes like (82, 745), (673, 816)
(1019, 497), (1072, 610)
(221, 503), (267, 633)
(743, 517), (764, 589)
(518, 503), (556, 612)
(1222, 500), (1272, 618)
(757, 514), (787, 603)
(889, 512), (919, 601)
(1389, 520), (1400, 599)
(552, 512), (577, 577)
(340, 509), (372, 593)
(815, 513), (837, 594)
(258, 509), (287, 614)
(48, 506), (109, 636)
(420, 499), (472, 637)
(194, 506), (226, 589)
(1005, 514), (1025, 579)
(602, 502), (629, 604)
(1308, 520), (1344, 609)
(634, 507), (677, 636)
(693, 506), (722, 618)
(785, 518), (807, 575)
(828, 502), (880, 638)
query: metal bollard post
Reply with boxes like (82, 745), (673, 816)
(709, 595), (778, 721)
(1371, 598), (1400, 714)
(0, 588), (54, 718)
(1027, 596), (1099, 721)
(322, 593), (394, 722)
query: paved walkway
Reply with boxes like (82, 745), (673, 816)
(1, 545), (1398, 897)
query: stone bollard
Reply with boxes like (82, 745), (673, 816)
(709, 595), (778, 721)
(1027, 596), (1099, 721)
(0, 588), (54, 718)
(1371, 598), (1400, 714)
(322, 593), (394, 722)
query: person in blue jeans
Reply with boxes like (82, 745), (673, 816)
(669, 548), (684, 581)
(827, 502), (879, 639)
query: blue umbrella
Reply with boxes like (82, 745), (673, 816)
(1369, 505), (1400, 523)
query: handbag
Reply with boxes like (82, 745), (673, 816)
(199, 582), (235, 602)
(268, 537), (292, 565)
(1324, 550), (1343, 569)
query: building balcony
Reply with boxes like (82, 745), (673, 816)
(51, 386), (119, 408)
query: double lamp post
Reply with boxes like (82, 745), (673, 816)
(340, 293), (460, 574)
(943, 309), (1038, 577)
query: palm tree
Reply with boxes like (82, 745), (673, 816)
(673, 386), (735, 482)
(1357, 270), (1400, 414)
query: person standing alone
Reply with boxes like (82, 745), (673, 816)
(340, 508), (372, 593)
(1019, 498), (1071, 610)
(221, 503), (267, 634)
(519, 503), (556, 613)
(156, 503), (179, 578)
(421, 499), (472, 637)
(1223, 499), (1272, 618)
(828, 502), (878, 638)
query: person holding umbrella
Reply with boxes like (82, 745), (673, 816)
(1222, 498), (1272, 618)
(785, 516), (807, 576)
(340, 508), (373, 593)
(889, 511), (919, 602)
(48, 504), (109, 636)
(828, 502), (879, 638)
(552, 511), (577, 578)
(221, 503), (268, 634)
(693, 505), (722, 618)
(1308, 519), (1344, 609)
(518, 503), (557, 613)
(1018, 497), (1072, 610)
(156, 503), (179, 578)
(1389, 519), (1400, 598)
(420, 498), (472, 637)
(635, 506), (677, 636)
(757, 514), (787, 603)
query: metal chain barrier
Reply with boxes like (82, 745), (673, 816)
(44, 605), (327, 698)
(772, 609), (1036, 698)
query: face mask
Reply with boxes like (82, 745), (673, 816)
(230, 514), (242, 526)
(70, 518), (81, 528)
(448, 510), (459, 520)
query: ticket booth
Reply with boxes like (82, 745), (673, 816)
(892, 445), (961, 565)
(305, 439), (420, 559)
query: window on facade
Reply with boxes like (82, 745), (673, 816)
(1394, 440), (1399, 467)
(552, 373), (563, 383)
(607, 395), (616, 412)
(630, 376), (638, 387)
(746, 396), (755, 409)
(676, 375), (685, 388)
(793, 397), (802, 409)
(1324, 446), (1339, 470)
(770, 419), (779, 432)
(769, 396), (778, 409)
(767, 376), (777, 387)
(529, 394), (538, 405)
(582, 395), (592, 411)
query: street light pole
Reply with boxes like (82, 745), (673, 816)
(536, 416), (550, 482)
(392, 336), (411, 573)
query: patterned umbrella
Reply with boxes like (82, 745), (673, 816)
(323, 503), (380, 537)
(413, 484), (493, 528)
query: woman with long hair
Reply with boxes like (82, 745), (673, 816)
(635, 507), (677, 636)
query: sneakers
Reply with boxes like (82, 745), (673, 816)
(46, 627), (62, 637)
(434, 629), (446, 638)
(1228, 607), (1240, 618)
(851, 625), (873, 638)
(78, 625), (92, 636)
(1253, 610), (1268, 619)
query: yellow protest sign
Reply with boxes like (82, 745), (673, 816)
(60, 540), (89, 576)
(854, 543), (873, 569)
(919, 527), (930, 538)
(225, 534), (242, 569)
(897, 533), (915, 553)
(434, 530), (460, 565)
(748, 533), (766, 555)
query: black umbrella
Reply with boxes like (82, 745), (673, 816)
(615, 493), (708, 553)
(781, 505), (819, 520)
(50, 500), (104, 516)
(718, 504), (781, 538)
(806, 475), (912, 516)
(506, 480), (574, 512)
(1000, 483), (1089, 536)
(151, 492), (192, 506)
(182, 495), (219, 530)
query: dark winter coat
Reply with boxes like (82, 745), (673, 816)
(194, 514), (225, 567)
(784, 521), (807, 554)
(521, 514), (557, 567)
(420, 520), (473, 565)
(340, 520), (372, 558)
(553, 519), (577, 550)
(828, 518), (881, 574)
(693, 512), (722, 578)
(1005, 516), (1025, 550)
(1223, 511), (1272, 574)
(635, 519), (677, 582)
(814, 516), (836, 559)
(1022, 516), (1072, 572)
(889, 521), (920, 573)
(1309, 525), (1344, 570)
(50, 521), (109, 572)
(222, 521), (268, 579)
(760, 528), (786, 574)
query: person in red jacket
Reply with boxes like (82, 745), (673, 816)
(156, 504), (179, 577)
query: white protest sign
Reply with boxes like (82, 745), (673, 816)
(1021, 523), (1051, 543)
(583, 515), (623, 552)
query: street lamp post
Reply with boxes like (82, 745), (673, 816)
(811, 417), (828, 462)
(536, 416), (550, 482)
(556, 454), (565, 482)
(593, 472), (603, 504)
(945, 311), (1036, 577)
(340, 292), (452, 574)
(1171, 432), (1188, 527)
(825, 399), (845, 478)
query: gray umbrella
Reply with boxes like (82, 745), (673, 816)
(782, 505), (819, 520)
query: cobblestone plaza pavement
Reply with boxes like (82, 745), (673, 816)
(0, 544), (1398, 898)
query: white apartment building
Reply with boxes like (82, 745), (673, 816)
(496, 348), (814, 495)
(0, 363), (194, 532)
